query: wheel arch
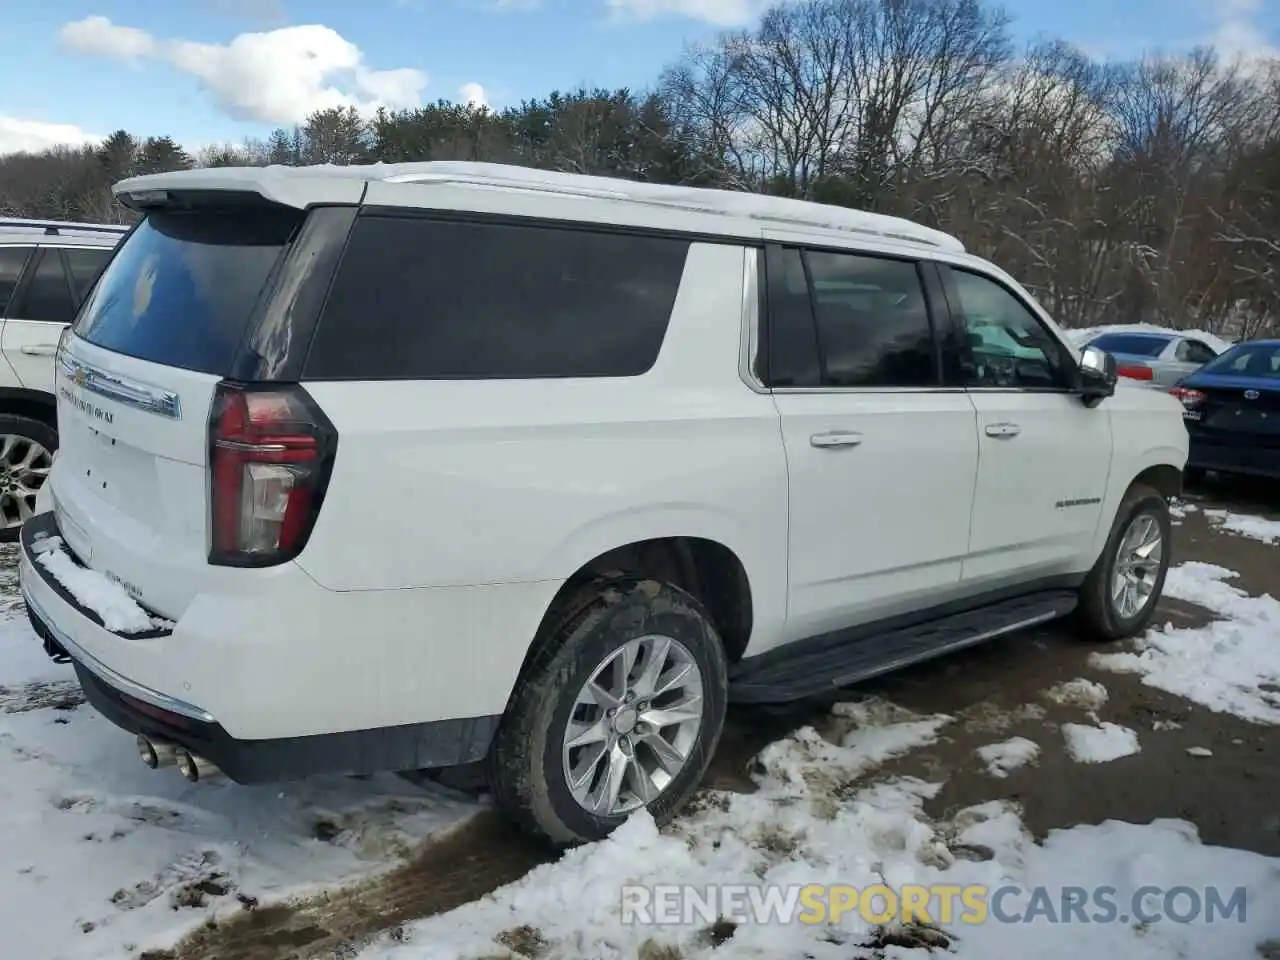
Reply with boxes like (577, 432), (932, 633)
(514, 533), (757, 691)
(1089, 447), (1185, 561)
(0, 387), (57, 430)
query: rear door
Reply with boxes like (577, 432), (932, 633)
(0, 244), (41, 387)
(3, 246), (112, 394)
(766, 244), (979, 640)
(50, 204), (306, 618)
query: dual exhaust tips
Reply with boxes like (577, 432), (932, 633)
(136, 735), (222, 783)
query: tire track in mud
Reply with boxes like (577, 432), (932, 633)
(140, 810), (551, 960)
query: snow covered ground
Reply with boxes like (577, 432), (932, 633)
(1202, 509), (1280, 546)
(1093, 561), (1280, 724)
(1061, 721), (1141, 764)
(4, 532), (1280, 958)
(0, 561), (480, 959)
(355, 710), (1279, 960)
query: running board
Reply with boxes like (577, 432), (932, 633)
(729, 590), (1078, 704)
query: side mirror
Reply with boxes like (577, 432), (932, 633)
(1079, 345), (1117, 406)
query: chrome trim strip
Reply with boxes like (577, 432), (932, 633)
(738, 247), (769, 395)
(21, 584), (215, 724)
(57, 352), (182, 420)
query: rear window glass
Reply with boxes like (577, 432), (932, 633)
(1203, 343), (1280, 378)
(1088, 334), (1168, 357)
(72, 208), (300, 374)
(304, 216), (690, 380)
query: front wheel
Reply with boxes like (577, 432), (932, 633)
(1076, 483), (1172, 641)
(487, 578), (728, 847)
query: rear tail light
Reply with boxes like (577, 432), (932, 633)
(208, 382), (336, 567)
(1116, 363), (1154, 381)
(1169, 386), (1207, 408)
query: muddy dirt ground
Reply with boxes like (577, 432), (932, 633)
(143, 476), (1280, 960)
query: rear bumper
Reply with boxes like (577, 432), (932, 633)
(1186, 432), (1280, 479)
(18, 512), (515, 782)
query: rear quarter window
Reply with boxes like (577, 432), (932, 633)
(303, 216), (690, 380)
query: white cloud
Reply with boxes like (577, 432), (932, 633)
(1206, 0), (1277, 65)
(57, 18), (428, 126)
(458, 82), (488, 108)
(605, 0), (766, 26)
(0, 117), (101, 156)
(59, 15), (157, 60)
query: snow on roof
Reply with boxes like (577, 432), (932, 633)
(113, 161), (964, 253)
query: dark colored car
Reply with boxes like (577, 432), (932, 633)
(1170, 338), (1280, 481)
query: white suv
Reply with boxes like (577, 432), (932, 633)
(18, 163), (1187, 846)
(0, 218), (124, 538)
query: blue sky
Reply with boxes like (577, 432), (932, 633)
(0, 0), (1275, 155)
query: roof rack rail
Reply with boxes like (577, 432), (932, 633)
(0, 217), (130, 237)
(380, 163), (965, 252)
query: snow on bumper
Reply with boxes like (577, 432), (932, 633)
(18, 511), (557, 745)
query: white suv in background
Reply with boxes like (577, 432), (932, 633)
(0, 219), (124, 538)
(19, 163), (1188, 847)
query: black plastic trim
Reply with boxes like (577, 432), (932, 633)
(70, 659), (499, 783)
(729, 574), (1086, 702)
(0, 386), (57, 412)
(229, 205), (359, 383)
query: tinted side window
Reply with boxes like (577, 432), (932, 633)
(805, 250), (936, 387)
(11, 249), (75, 325)
(763, 245), (821, 387)
(306, 217), (689, 380)
(948, 268), (1071, 390)
(0, 246), (34, 315)
(64, 247), (113, 303)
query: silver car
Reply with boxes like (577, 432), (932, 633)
(1084, 331), (1221, 386)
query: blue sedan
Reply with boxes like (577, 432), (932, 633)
(1171, 338), (1280, 481)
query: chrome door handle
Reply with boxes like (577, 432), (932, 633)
(985, 422), (1021, 439)
(810, 431), (863, 448)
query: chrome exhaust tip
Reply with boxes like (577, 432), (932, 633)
(137, 735), (178, 770)
(176, 750), (221, 783)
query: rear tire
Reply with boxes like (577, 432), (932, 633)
(1076, 483), (1171, 642)
(487, 577), (728, 848)
(0, 414), (57, 543)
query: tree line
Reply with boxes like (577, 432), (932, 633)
(2, 0), (1277, 336)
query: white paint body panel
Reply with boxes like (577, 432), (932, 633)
(962, 391), (1113, 583)
(772, 391), (978, 644)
